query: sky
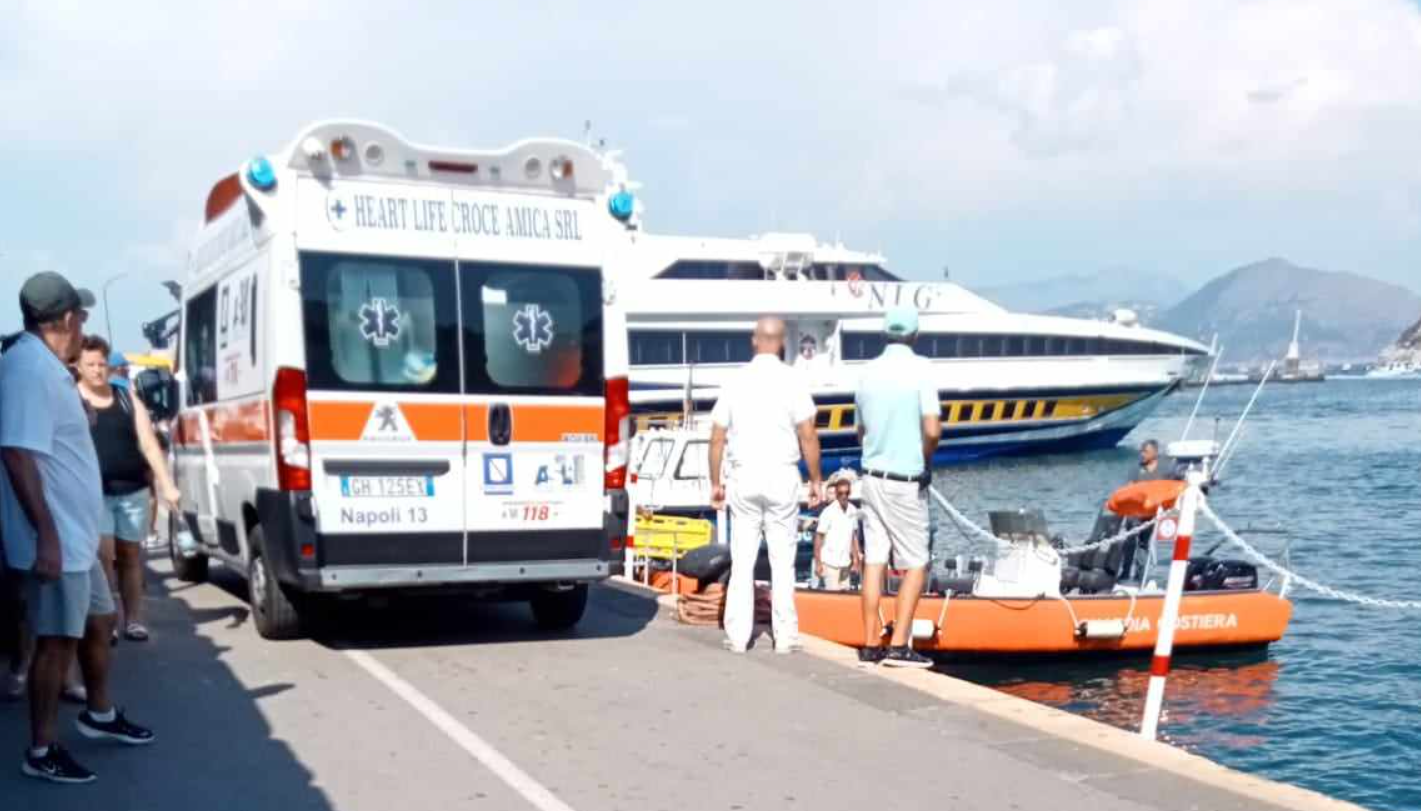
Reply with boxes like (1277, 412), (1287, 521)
(2, 0), (1420, 349)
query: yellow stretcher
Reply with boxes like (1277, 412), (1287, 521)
(631, 514), (713, 560)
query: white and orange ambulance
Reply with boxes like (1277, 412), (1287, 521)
(164, 121), (635, 638)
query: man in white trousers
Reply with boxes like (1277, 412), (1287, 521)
(709, 317), (822, 654)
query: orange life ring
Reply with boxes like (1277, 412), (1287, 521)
(1106, 479), (1186, 518)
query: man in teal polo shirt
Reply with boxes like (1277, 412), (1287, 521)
(855, 306), (942, 668)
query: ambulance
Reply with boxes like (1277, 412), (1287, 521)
(165, 121), (635, 639)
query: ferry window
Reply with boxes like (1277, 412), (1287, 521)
(675, 440), (710, 480)
(981, 335), (1004, 357)
(1045, 337), (1064, 356)
(300, 253), (459, 393)
(630, 331), (685, 366)
(959, 335), (981, 358)
(182, 286), (218, 406)
(842, 332), (885, 361)
(687, 331), (753, 364)
(1082, 338), (1101, 356)
(655, 261), (764, 280)
(463, 263), (603, 396)
(858, 265), (902, 282)
(637, 438), (675, 479)
(933, 334), (960, 358)
(1026, 336), (1046, 356)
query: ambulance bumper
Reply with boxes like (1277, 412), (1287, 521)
(313, 559), (613, 590)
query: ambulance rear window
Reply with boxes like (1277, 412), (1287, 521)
(461, 263), (603, 396)
(300, 253), (460, 393)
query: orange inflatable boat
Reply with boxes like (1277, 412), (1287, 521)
(793, 587), (1292, 656)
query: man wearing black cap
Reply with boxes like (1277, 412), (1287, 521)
(1, 272), (154, 783)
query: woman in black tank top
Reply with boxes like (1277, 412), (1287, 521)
(76, 336), (182, 642)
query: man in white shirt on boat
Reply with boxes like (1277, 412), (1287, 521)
(709, 317), (823, 654)
(814, 478), (860, 591)
(855, 306), (941, 669)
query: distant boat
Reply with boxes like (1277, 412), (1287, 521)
(1365, 361), (1420, 379)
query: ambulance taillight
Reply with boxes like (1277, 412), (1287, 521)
(604, 377), (631, 490)
(273, 367), (312, 492)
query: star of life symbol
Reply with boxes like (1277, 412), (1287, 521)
(512, 304), (554, 354)
(359, 298), (402, 347)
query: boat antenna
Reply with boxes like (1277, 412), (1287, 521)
(1214, 359), (1275, 477)
(1180, 345), (1223, 441)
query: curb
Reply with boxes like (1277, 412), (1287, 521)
(612, 578), (1367, 811)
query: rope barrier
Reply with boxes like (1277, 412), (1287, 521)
(1198, 498), (1421, 610)
(927, 485), (1158, 556)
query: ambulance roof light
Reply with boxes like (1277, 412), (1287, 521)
(331, 136), (355, 162)
(245, 156), (277, 192)
(608, 190), (635, 222)
(301, 137), (326, 162)
(550, 155), (573, 181)
(429, 160), (477, 174)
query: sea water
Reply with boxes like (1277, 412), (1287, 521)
(928, 378), (1421, 811)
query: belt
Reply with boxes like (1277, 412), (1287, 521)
(862, 468), (920, 483)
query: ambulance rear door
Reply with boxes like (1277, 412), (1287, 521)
(454, 191), (607, 567)
(295, 180), (469, 570)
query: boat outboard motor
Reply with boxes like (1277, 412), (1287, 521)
(1185, 557), (1258, 591)
(679, 544), (733, 588)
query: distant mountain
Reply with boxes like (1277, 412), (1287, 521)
(1044, 299), (1165, 323)
(1382, 314), (1421, 362)
(976, 267), (1190, 315)
(1156, 258), (1421, 363)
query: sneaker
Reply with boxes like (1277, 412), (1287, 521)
(21, 744), (96, 784)
(773, 638), (800, 655)
(60, 683), (88, 705)
(857, 646), (888, 666)
(76, 709), (155, 746)
(722, 638), (747, 654)
(880, 646), (933, 669)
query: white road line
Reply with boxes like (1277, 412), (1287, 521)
(344, 649), (577, 811)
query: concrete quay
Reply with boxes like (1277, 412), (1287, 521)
(2, 561), (1366, 811)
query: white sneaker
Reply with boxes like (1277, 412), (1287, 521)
(773, 638), (801, 655)
(722, 638), (747, 654)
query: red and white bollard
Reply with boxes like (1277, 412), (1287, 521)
(1139, 471), (1203, 740)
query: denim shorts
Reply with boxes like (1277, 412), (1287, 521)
(22, 561), (116, 639)
(100, 488), (151, 543)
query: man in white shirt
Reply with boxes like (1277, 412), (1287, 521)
(709, 317), (823, 654)
(2, 272), (154, 784)
(814, 479), (860, 591)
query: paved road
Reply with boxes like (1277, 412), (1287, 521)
(3, 557), (1340, 811)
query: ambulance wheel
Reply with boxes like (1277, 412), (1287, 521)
(248, 529), (304, 640)
(530, 584), (588, 630)
(168, 513), (208, 583)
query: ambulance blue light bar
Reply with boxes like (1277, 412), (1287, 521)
(246, 156), (277, 191)
(608, 190), (635, 222)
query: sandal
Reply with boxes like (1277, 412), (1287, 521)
(123, 622), (150, 642)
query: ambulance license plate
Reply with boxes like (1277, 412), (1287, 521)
(340, 476), (434, 498)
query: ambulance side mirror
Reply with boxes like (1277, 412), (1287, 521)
(135, 368), (179, 422)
